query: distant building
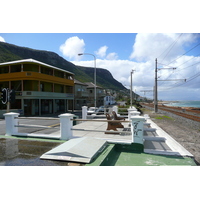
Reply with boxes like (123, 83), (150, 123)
(0, 59), (74, 116)
(104, 95), (116, 106)
(74, 79), (88, 110)
(85, 82), (105, 107)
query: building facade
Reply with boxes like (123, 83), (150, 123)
(0, 59), (74, 116)
(104, 95), (116, 106)
(74, 80), (106, 109)
(74, 80), (88, 110)
(85, 82), (105, 107)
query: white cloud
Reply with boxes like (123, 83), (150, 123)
(0, 36), (5, 42)
(72, 33), (200, 101)
(129, 33), (197, 63)
(95, 46), (108, 58)
(59, 36), (85, 60)
(106, 52), (118, 60)
(72, 53), (200, 101)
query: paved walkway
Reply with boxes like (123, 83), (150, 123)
(71, 119), (132, 143)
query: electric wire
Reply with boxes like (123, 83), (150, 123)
(164, 41), (200, 66)
(159, 33), (183, 64)
(157, 50), (200, 87)
(159, 71), (200, 91)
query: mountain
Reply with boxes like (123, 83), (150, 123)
(0, 41), (126, 91)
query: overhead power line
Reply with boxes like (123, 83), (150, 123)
(158, 33), (183, 63)
(160, 71), (200, 91)
(165, 41), (200, 66)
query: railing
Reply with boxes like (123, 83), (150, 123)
(3, 106), (147, 144)
(71, 119), (131, 135)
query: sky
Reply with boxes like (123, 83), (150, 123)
(1, 1), (200, 101)
(1, 33), (200, 101)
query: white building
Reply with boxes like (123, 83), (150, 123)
(104, 95), (116, 106)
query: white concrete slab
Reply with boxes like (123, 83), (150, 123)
(40, 137), (107, 163)
(145, 118), (193, 157)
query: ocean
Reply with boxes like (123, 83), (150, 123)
(166, 101), (200, 108)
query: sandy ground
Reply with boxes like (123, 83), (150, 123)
(142, 108), (200, 165)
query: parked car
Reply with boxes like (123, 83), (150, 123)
(96, 106), (105, 115)
(87, 107), (98, 115)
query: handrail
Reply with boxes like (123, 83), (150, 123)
(15, 124), (59, 129)
(71, 119), (131, 123)
(71, 128), (131, 134)
(15, 117), (59, 120)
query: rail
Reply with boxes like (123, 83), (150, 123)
(16, 117), (59, 120)
(14, 116), (60, 129)
(142, 103), (200, 122)
(71, 118), (131, 135)
(72, 119), (131, 123)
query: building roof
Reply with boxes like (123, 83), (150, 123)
(0, 58), (74, 75)
(74, 79), (88, 86)
(85, 82), (102, 89)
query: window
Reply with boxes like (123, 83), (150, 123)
(0, 66), (9, 74)
(54, 70), (64, 78)
(23, 63), (39, 72)
(23, 80), (39, 91)
(11, 64), (21, 73)
(41, 66), (53, 75)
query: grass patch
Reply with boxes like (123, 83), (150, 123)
(155, 115), (173, 120)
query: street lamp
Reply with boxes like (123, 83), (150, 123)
(130, 69), (135, 108)
(78, 53), (97, 108)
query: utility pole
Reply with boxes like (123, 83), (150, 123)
(130, 69), (135, 108)
(154, 59), (184, 113)
(154, 58), (158, 113)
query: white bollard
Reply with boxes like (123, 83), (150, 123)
(3, 112), (20, 136)
(131, 116), (146, 144)
(82, 106), (88, 120)
(130, 111), (140, 118)
(128, 107), (137, 121)
(112, 106), (118, 115)
(59, 113), (74, 140)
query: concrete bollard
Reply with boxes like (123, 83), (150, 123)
(130, 111), (140, 118)
(82, 106), (88, 120)
(128, 107), (137, 121)
(112, 106), (118, 115)
(3, 112), (20, 136)
(59, 113), (74, 140)
(131, 116), (146, 144)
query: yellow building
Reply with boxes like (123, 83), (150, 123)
(0, 58), (74, 116)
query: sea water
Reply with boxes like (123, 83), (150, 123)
(168, 101), (200, 108)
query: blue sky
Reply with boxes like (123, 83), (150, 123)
(1, 33), (200, 101)
(0, 33), (136, 60)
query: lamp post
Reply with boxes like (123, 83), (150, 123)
(130, 69), (135, 108)
(78, 53), (97, 108)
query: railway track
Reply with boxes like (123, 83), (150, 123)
(141, 103), (200, 123)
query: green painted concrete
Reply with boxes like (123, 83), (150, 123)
(87, 143), (197, 166)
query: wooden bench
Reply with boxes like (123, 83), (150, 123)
(112, 111), (126, 121)
(105, 113), (124, 134)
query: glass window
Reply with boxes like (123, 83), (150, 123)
(0, 66), (9, 74)
(10, 64), (21, 73)
(41, 66), (53, 75)
(23, 63), (39, 72)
